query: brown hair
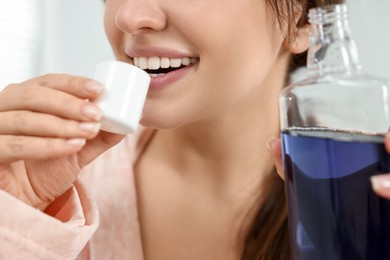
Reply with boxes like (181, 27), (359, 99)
(240, 1), (344, 259)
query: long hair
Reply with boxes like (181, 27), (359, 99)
(240, 1), (344, 259)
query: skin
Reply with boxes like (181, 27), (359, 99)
(0, 75), (125, 210)
(104, 0), (308, 259)
(0, 0), (389, 259)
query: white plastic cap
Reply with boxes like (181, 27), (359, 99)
(94, 61), (151, 134)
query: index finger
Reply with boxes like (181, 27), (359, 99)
(267, 137), (284, 180)
(24, 73), (104, 100)
(385, 134), (390, 153)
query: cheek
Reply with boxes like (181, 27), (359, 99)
(200, 5), (281, 72)
(194, 14), (284, 103)
(141, 5), (285, 129)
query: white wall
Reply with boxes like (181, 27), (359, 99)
(0, 1), (45, 88)
(42, 0), (114, 78)
(0, 0), (389, 86)
(348, 0), (390, 78)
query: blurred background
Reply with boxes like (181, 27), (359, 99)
(0, 0), (389, 90)
(0, 0), (113, 89)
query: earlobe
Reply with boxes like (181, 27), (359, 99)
(284, 24), (310, 54)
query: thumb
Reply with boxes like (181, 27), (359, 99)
(371, 174), (390, 200)
(267, 137), (285, 180)
(77, 131), (126, 168)
(370, 134), (390, 199)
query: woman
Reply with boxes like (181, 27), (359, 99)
(2, 0), (388, 259)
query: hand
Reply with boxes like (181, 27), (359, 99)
(267, 135), (390, 200)
(370, 134), (390, 199)
(0, 74), (125, 210)
(267, 137), (284, 180)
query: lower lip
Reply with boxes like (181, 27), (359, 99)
(148, 63), (197, 91)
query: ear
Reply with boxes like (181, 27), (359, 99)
(284, 24), (310, 54)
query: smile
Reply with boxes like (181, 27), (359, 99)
(132, 56), (198, 77)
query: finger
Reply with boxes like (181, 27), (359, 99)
(267, 137), (285, 180)
(0, 111), (101, 138)
(371, 174), (390, 200)
(385, 134), (390, 153)
(0, 85), (102, 122)
(77, 131), (126, 168)
(0, 136), (86, 163)
(22, 73), (104, 100)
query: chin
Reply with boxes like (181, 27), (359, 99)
(139, 101), (217, 130)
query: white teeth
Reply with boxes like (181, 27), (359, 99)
(150, 73), (166, 78)
(138, 57), (148, 69)
(132, 56), (198, 71)
(169, 58), (182, 68)
(160, 57), (170, 68)
(147, 57), (160, 70)
(182, 57), (190, 66)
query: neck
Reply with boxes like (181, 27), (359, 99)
(146, 56), (288, 198)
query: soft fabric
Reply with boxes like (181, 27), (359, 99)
(0, 129), (155, 260)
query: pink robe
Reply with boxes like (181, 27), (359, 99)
(0, 129), (155, 259)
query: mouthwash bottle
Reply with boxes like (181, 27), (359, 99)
(279, 4), (390, 260)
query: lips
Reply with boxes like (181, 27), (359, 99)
(125, 47), (199, 90)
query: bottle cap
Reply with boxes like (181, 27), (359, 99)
(94, 61), (151, 134)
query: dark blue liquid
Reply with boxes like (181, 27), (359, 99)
(282, 129), (390, 260)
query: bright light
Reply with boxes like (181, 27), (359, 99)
(0, 0), (44, 90)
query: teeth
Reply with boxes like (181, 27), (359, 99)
(147, 57), (160, 70)
(132, 56), (197, 71)
(182, 57), (190, 66)
(150, 73), (166, 77)
(160, 57), (170, 68)
(169, 58), (182, 68)
(138, 57), (148, 69)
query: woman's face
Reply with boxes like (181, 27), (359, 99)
(104, 0), (288, 129)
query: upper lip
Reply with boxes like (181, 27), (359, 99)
(125, 46), (197, 59)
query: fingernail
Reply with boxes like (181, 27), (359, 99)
(266, 136), (277, 151)
(82, 105), (102, 120)
(85, 80), (104, 94)
(79, 122), (101, 134)
(371, 175), (390, 192)
(66, 138), (86, 147)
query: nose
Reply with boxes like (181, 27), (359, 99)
(115, 0), (167, 34)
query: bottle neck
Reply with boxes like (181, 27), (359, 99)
(306, 5), (361, 76)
